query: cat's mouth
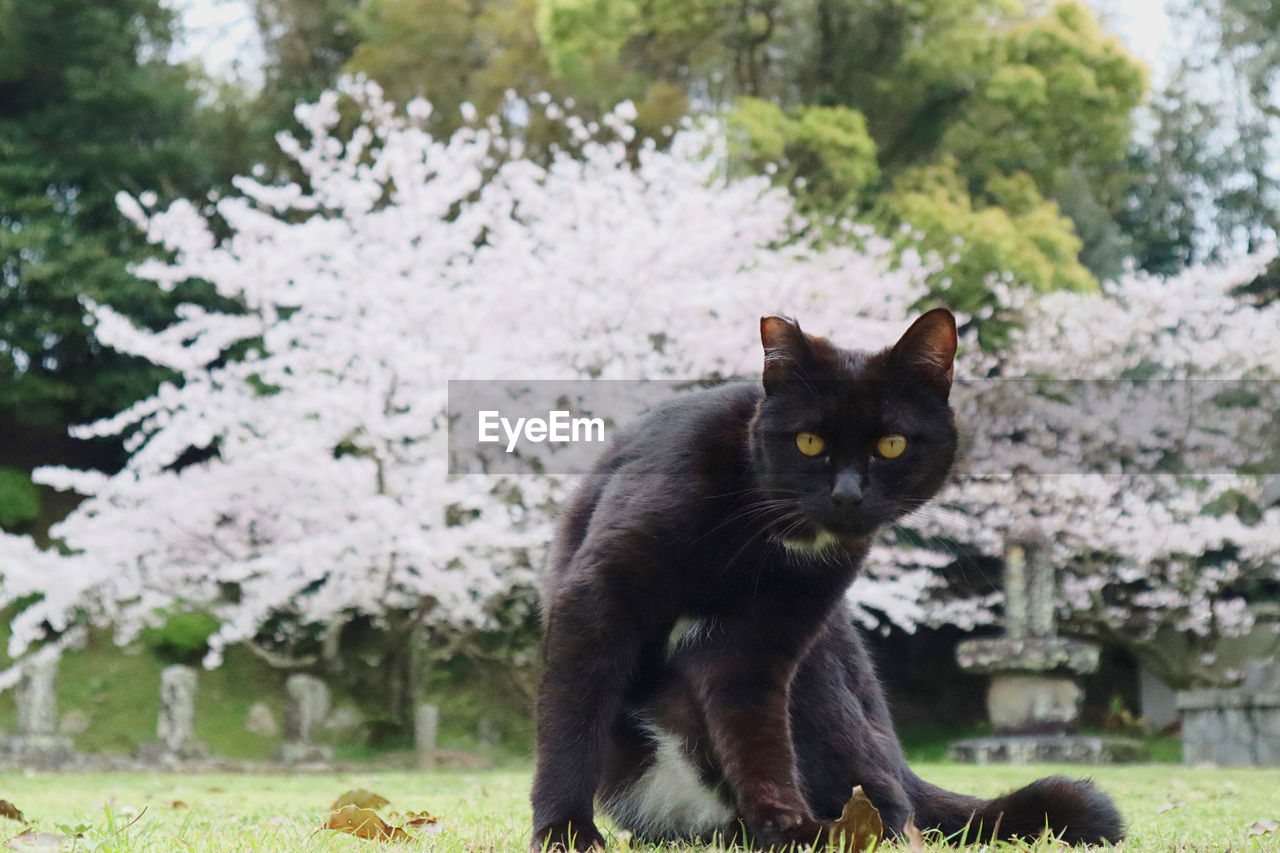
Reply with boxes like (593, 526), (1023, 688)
(817, 511), (887, 539)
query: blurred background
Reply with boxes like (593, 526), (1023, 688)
(1, 0), (1278, 768)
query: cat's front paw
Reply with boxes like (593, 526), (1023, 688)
(530, 820), (606, 853)
(744, 807), (826, 850)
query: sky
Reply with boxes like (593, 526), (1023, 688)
(168, 0), (263, 86)
(1099, 0), (1175, 84)
(169, 0), (1177, 91)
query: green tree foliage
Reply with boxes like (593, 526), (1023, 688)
(255, 0), (362, 97)
(1215, 0), (1280, 220)
(727, 98), (880, 210)
(0, 467), (39, 531)
(141, 610), (222, 664)
(540, 0), (1147, 305)
(878, 162), (1091, 308)
(1119, 71), (1215, 276)
(1122, 0), (1280, 273)
(344, 0), (655, 144)
(343, 0), (694, 157)
(0, 0), (230, 427)
(348, 0), (562, 126)
(243, 0), (363, 175)
(348, 0), (476, 115)
(537, 0), (781, 103)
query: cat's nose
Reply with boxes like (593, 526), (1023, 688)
(831, 469), (864, 508)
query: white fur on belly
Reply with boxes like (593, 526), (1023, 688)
(602, 725), (733, 840)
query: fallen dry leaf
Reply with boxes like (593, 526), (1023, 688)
(0, 803), (23, 824)
(829, 786), (883, 853)
(331, 789), (391, 811)
(396, 810), (441, 831)
(169, 801), (189, 810)
(4, 831), (65, 851)
(1248, 819), (1279, 836)
(326, 805), (408, 842)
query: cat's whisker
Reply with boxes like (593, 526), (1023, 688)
(883, 523), (967, 564)
(683, 497), (805, 546)
(703, 485), (808, 501)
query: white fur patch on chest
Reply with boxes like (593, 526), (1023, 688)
(781, 527), (840, 557)
(666, 616), (714, 656)
(601, 724), (733, 841)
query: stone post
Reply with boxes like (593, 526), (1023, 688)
(156, 665), (207, 759)
(16, 660), (60, 738)
(1024, 542), (1057, 639)
(279, 674), (333, 763)
(415, 703), (439, 770)
(8, 659), (73, 760)
(1003, 543), (1029, 639)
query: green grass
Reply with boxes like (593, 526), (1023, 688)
(0, 764), (1277, 852)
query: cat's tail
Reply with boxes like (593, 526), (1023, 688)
(904, 772), (1124, 845)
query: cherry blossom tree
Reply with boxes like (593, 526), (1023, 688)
(1, 79), (1275, 695)
(894, 250), (1280, 683)
(0, 79), (932, 689)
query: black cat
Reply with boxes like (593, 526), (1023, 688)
(530, 309), (1123, 851)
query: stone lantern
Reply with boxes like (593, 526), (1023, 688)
(948, 537), (1145, 763)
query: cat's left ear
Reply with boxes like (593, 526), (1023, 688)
(890, 308), (957, 395)
(760, 315), (811, 393)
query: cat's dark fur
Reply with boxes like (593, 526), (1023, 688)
(530, 310), (1123, 851)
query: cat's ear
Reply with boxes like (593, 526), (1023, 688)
(890, 308), (957, 394)
(760, 315), (811, 393)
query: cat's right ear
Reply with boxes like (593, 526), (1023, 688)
(890, 308), (957, 395)
(761, 315), (810, 393)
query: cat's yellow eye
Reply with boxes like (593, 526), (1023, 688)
(796, 432), (826, 457)
(877, 434), (907, 459)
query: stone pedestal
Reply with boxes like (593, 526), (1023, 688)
(948, 734), (1148, 764)
(955, 636), (1099, 734)
(987, 674), (1082, 732)
(1178, 661), (1280, 766)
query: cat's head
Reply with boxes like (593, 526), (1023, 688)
(749, 309), (958, 551)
